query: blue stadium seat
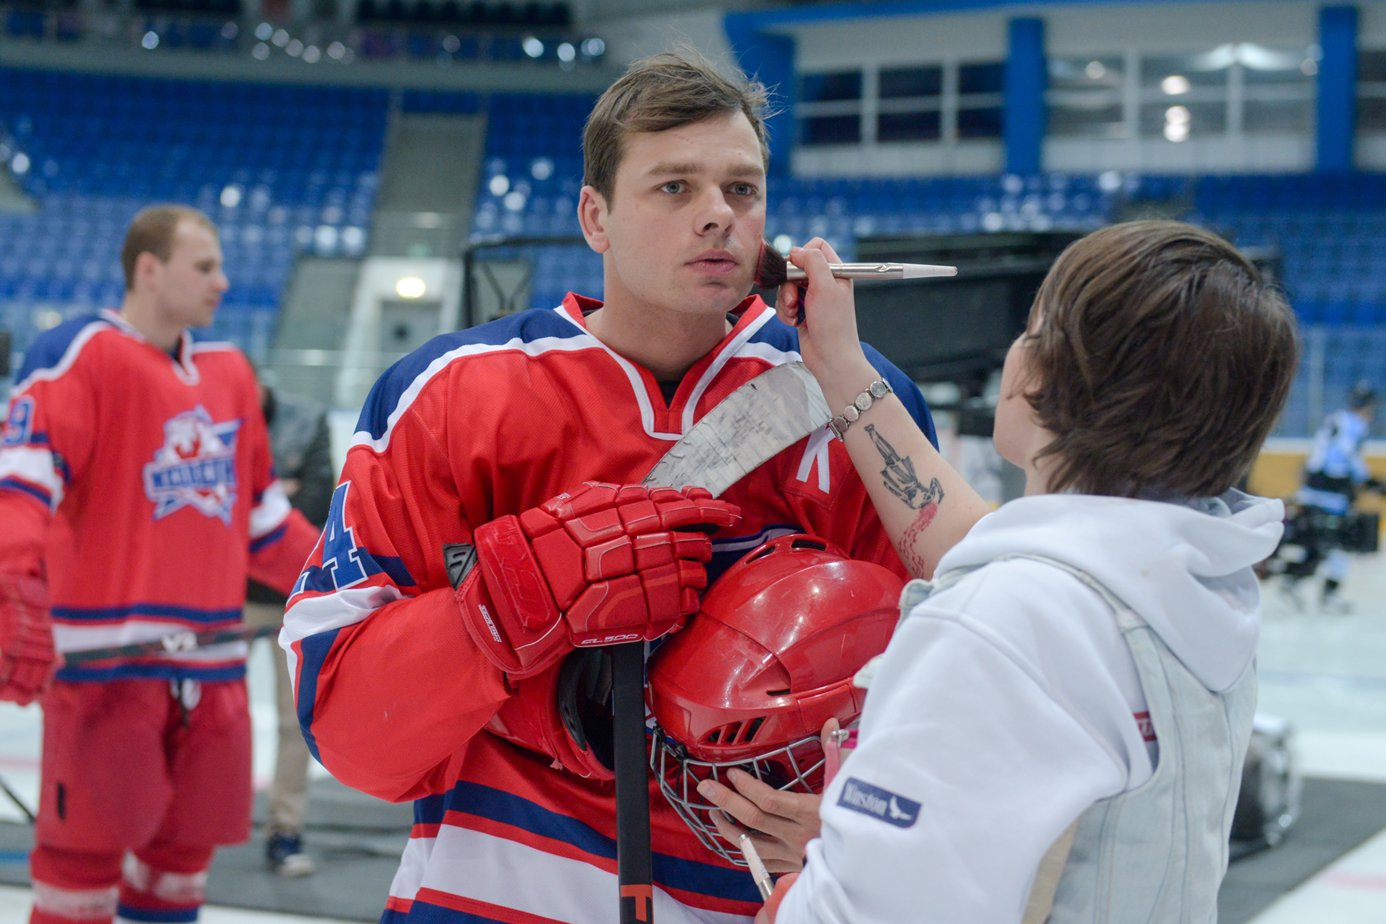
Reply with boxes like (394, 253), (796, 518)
(0, 66), (390, 359)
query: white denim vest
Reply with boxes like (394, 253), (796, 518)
(898, 553), (1257, 923)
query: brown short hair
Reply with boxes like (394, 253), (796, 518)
(1022, 220), (1299, 499)
(121, 204), (217, 291)
(582, 48), (771, 204)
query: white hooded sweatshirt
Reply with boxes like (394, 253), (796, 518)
(775, 490), (1284, 923)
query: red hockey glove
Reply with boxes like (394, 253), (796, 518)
(0, 571), (57, 705)
(457, 482), (740, 679)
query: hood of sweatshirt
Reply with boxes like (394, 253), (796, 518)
(934, 490), (1283, 692)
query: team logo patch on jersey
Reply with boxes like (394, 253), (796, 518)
(838, 777), (921, 828)
(142, 406), (242, 524)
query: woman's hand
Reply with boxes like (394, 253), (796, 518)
(697, 769), (821, 874)
(774, 238), (876, 393)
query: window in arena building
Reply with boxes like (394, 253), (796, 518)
(801, 113), (863, 145)
(1047, 54), (1126, 139)
(880, 65), (943, 100)
(798, 59), (1003, 147)
(957, 60), (1004, 140)
(876, 65), (943, 142)
(1140, 51), (1229, 92)
(798, 69), (864, 145)
(877, 110), (943, 142)
(1139, 99), (1227, 139)
(801, 70), (865, 104)
(1138, 49), (1230, 139)
(1359, 49), (1386, 131)
(1243, 97), (1312, 134)
(1241, 44), (1315, 134)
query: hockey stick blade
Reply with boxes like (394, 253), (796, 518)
(642, 361), (831, 497)
(62, 624), (279, 664)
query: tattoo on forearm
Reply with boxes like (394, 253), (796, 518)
(865, 424), (945, 576)
(900, 507), (936, 576)
(865, 424), (945, 512)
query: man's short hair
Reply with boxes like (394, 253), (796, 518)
(121, 204), (217, 291)
(1023, 220), (1300, 499)
(582, 48), (771, 205)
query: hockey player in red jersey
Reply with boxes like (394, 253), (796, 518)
(0, 205), (321, 924)
(281, 51), (969, 923)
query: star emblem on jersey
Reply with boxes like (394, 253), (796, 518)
(838, 777), (921, 828)
(142, 406), (242, 524)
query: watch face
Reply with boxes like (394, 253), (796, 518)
(854, 393), (873, 412)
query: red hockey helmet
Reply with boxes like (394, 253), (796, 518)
(647, 533), (903, 865)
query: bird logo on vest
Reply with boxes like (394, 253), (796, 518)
(142, 405), (241, 524)
(838, 777), (921, 828)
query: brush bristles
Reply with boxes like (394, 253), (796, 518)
(754, 242), (791, 288)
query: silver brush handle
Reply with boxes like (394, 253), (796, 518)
(783, 262), (958, 281)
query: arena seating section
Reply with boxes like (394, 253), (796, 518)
(0, 66), (387, 358)
(2, 66), (1383, 435)
(1178, 173), (1386, 436)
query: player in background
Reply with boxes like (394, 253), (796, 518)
(745, 221), (1298, 922)
(0, 205), (320, 924)
(1287, 379), (1381, 613)
(280, 49), (982, 923)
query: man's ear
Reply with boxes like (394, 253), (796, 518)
(133, 251), (161, 291)
(578, 185), (610, 254)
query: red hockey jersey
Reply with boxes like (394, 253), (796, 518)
(0, 310), (320, 682)
(282, 295), (937, 923)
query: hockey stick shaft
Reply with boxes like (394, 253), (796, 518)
(0, 771), (35, 824)
(611, 362), (835, 919)
(613, 641), (655, 923)
(62, 624), (278, 664)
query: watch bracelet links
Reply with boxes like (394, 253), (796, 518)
(827, 376), (893, 440)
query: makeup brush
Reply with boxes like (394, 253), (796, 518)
(739, 833), (774, 900)
(754, 241), (957, 288)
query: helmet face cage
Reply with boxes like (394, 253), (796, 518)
(651, 727), (828, 866)
(644, 533), (900, 866)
